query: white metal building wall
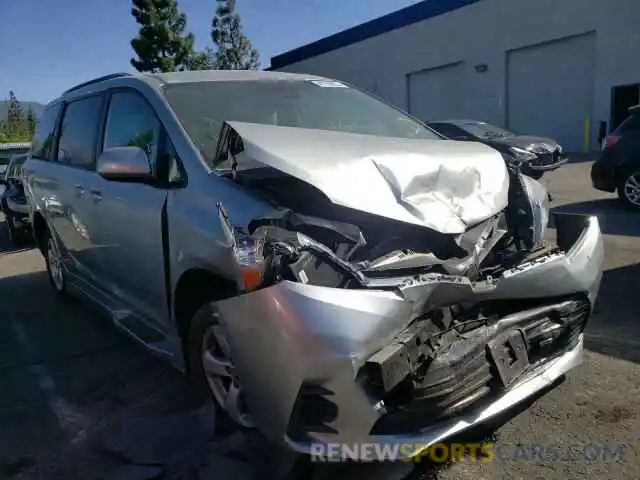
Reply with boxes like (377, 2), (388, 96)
(407, 62), (467, 120)
(506, 33), (596, 151)
(273, 0), (640, 152)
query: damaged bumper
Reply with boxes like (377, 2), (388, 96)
(214, 214), (603, 455)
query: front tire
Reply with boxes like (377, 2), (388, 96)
(617, 169), (640, 210)
(44, 229), (67, 296)
(186, 302), (254, 431)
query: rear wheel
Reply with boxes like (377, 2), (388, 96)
(44, 229), (67, 295)
(617, 169), (640, 210)
(186, 302), (254, 430)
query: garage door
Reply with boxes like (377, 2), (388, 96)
(408, 62), (466, 122)
(507, 33), (596, 152)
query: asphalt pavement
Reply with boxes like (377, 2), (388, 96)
(0, 159), (638, 479)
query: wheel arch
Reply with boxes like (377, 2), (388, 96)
(32, 211), (48, 254)
(173, 268), (237, 352)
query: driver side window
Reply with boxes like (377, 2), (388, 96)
(103, 91), (160, 174)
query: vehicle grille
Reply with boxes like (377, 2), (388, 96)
(369, 297), (589, 435)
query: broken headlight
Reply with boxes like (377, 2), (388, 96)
(509, 146), (538, 162)
(235, 235), (267, 292)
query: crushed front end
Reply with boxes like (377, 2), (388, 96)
(211, 124), (604, 457)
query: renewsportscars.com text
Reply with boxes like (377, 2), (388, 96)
(310, 442), (628, 463)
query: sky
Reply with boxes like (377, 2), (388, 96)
(0, 0), (419, 104)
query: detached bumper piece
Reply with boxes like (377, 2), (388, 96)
(366, 297), (590, 435)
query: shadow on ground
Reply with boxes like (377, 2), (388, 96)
(566, 153), (597, 164)
(550, 198), (640, 237)
(586, 261), (640, 365)
(0, 269), (196, 479)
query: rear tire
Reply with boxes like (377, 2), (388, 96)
(186, 301), (254, 433)
(43, 228), (67, 296)
(617, 169), (640, 211)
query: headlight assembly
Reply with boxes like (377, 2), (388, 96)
(509, 146), (538, 161)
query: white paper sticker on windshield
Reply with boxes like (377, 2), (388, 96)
(308, 80), (348, 88)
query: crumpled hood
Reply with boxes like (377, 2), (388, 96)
(221, 121), (510, 234)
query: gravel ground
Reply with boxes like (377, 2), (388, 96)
(0, 159), (638, 479)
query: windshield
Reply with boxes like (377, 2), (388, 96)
(163, 79), (440, 163)
(458, 122), (515, 140)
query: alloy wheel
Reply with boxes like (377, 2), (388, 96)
(47, 237), (65, 291)
(623, 172), (640, 208)
(201, 321), (254, 428)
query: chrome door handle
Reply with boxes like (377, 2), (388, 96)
(73, 184), (85, 196)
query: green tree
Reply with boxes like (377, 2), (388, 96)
(3, 91), (29, 141)
(186, 47), (215, 71)
(26, 106), (37, 137)
(130, 0), (195, 73)
(211, 0), (260, 70)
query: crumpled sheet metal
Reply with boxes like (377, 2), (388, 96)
(223, 121), (510, 234)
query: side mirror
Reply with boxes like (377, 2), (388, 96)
(97, 146), (153, 183)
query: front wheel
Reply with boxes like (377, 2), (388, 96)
(617, 170), (640, 211)
(186, 302), (255, 430)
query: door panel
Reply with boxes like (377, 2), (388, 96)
(91, 89), (169, 329)
(50, 95), (104, 283)
(92, 178), (168, 326)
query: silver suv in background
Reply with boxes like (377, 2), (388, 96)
(23, 71), (603, 458)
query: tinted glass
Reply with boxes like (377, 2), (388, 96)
(57, 96), (103, 169)
(163, 80), (440, 163)
(458, 122), (515, 140)
(103, 91), (160, 172)
(615, 114), (640, 133)
(32, 104), (61, 160)
(429, 123), (475, 140)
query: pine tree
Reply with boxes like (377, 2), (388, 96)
(130, 0), (195, 73)
(186, 48), (215, 71)
(211, 0), (260, 70)
(6, 91), (27, 140)
(26, 107), (37, 137)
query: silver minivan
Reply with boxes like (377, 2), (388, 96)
(23, 70), (603, 458)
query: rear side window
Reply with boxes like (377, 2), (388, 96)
(32, 104), (61, 160)
(615, 114), (640, 134)
(56, 95), (103, 169)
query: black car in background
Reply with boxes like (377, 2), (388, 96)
(0, 153), (32, 245)
(427, 119), (568, 179)
(591, 105), (640, 210)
